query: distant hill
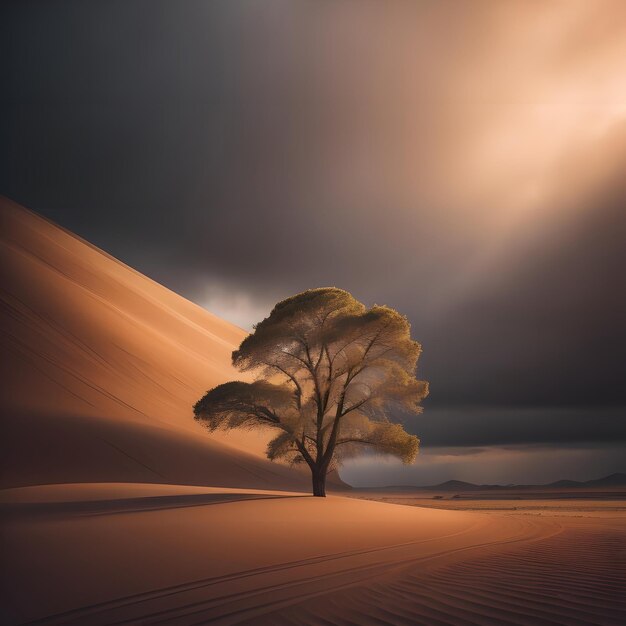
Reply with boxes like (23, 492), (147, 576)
(582, 473), (626, 487)
(546, 479), (583, 488)
(429, 480), (478, 491)
(370, 473), (626, 492)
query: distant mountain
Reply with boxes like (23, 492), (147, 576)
(542, 473), (626, 489)
(370, 472), (626, 492)
(430, 480), (478, 491)
(545, 479), (584, 488)
(583, 473), (626, 487)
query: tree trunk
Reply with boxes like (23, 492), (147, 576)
(311, 467), (327, 497)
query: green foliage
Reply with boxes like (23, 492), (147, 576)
(194, 287), (428, 495)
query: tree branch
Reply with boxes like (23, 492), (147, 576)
(336, 438), (377, 446)
(271, 363), (303, 409)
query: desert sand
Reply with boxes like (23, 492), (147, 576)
(2, 482), (624, 625)
(1, 198), (624, 625)
(0, 196), (308, 490)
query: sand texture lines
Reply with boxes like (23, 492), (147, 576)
(259, 517), (626, 626)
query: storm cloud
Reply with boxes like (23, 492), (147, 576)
(2, 1), (625, 481)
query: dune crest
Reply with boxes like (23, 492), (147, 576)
(0, 197), (305, 489)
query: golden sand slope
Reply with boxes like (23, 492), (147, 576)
(2, 483), (624, 625)
(0, 197), (304, 490)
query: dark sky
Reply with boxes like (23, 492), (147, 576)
(2, 1), (625, 484)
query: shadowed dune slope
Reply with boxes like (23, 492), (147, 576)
(0, 197), (308, 490)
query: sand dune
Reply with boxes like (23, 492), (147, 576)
(0, 197), (307, 490)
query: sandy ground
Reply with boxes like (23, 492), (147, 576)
(1, 483), (624, 625)
(346, 489), (626, 514)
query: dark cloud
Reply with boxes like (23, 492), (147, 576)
(341, 443), (626, 487)
(1, 1), (624, 468)
(420, 184), (626, 410)
(410, 407), (626, 448)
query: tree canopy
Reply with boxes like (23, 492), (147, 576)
(194, 288), (428, 496)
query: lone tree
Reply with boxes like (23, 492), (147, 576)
(193, 288), (428, 497)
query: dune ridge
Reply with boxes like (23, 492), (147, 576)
(0, 197), (306, 490)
